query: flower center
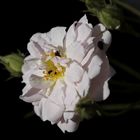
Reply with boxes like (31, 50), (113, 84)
(43, 50), (66, 81)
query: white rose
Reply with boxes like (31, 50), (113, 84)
(20, 15), (113, 133)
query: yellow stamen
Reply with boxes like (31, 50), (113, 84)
(43, 59), (65, 81)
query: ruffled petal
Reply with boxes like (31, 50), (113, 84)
(31, 33), (56, 51)
(49, 79), (66, 106)
(66, 42), (85, 63)
(88, 50), (112, 101)
(77, 15), (92, 27)
(78, 14), (88, 24)
(22, 57), (40, 73)
(81, 47), (95, 66)
(63, 112), (75, 122)
(34, 100), (42, 116)
(29, 75), (53, 89)
(47, 27), (66, 47)
(30, 33), (46, 47)
(65, 61), (84, 83)
(64, 83), (79, 106)
(101, 31), (112, 51)
(20, 87), (44, 103)
(41, 98), (64, 122)
(76, 72), (90, 97)
(65, 22), (77, 47)
(92, 24), (112, 51)
(103, 79), (110, 100)
(87, 55), (103, 79)
(22, 84), (32, 95)
(92, 24), (106, 37)
(22, 69), (35, 84)
(76, 23), (92, 43)
(58, 119), (79, 133)
(27, 41), (45, 58)
(34, 80), (66, 122)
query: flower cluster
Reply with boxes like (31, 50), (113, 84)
(20, 15), (113, 133)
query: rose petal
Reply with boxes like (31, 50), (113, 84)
(47, 27), (66, 47)
(58, 119), (79, 133)
(66, 42), (85, 63)
(76, 72), (90, 97)
(101, 31), (112, 51)
(22, 65), (43, 80)
(92, 24), (112, 51)
(30, 33), (49, 49)
(30, 75), (53, 89)
(65, 22), (77, 47)
(41, 98), (64, 122)
(34, 101), (42, 116)
(87, 55), (103, 79)
(65, 61), (84, 83)
(92, 24), (106, 37)
(77, 14), (93, 28)
(64, 83), (79, 106)
(88, 51), (111, 101)
(103, 79), (110, 100)
(78, 14), (88, 24)
(49, 79), (65, 106)
(76, 24), (92, 43)
(22, 84), (32, 95)
(33, 81), (65, 122)
(30, 33), (41, 42)
(63, 112), (75, 122)
(27, 42), (44, 58)
(20, 87), (44, 103)
(22, 68), (37, 84)
(22, 58), (40, 73)
(81, 47), (94, 66)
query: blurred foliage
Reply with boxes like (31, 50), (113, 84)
(81, 0), (122, 29)
(0, 51), (24, 78)
(76, 97), (100, 120)
(80, 0), (140, 37)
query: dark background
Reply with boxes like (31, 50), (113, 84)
(1, 0), (140, 138)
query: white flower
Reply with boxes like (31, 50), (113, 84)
(20, 15), (113, 133)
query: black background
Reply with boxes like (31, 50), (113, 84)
(1, 0), (140, 138)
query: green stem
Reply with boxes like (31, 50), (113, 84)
(113, 0), (140, 17)
(110, 58), (140, 81)
(102, 103), (140, 111)
(24, 102), (140, 119)
(99, 101), (140, 116)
